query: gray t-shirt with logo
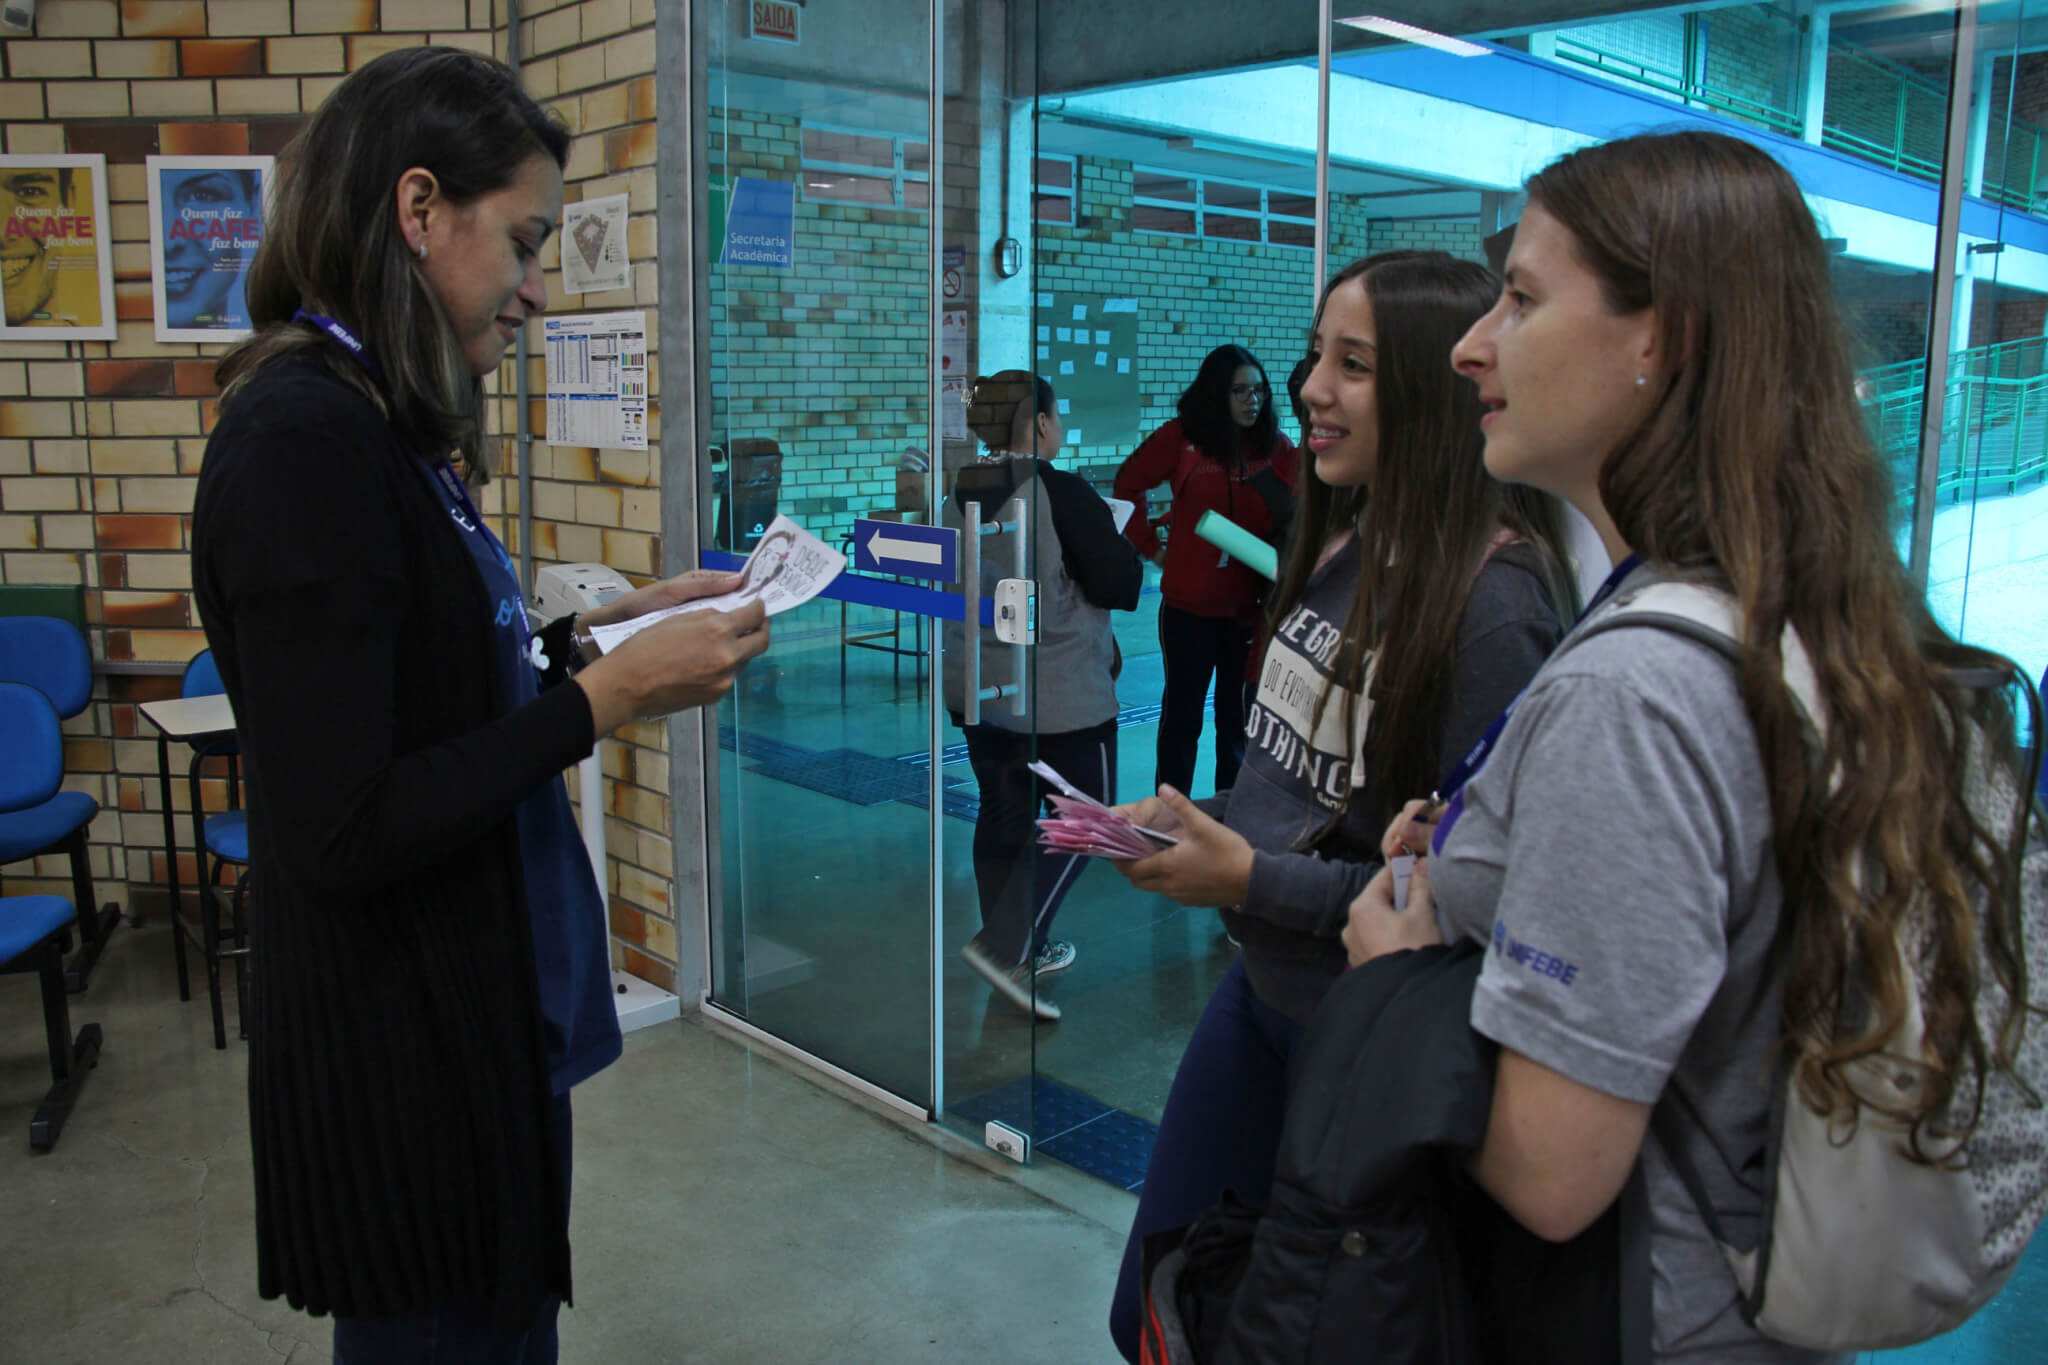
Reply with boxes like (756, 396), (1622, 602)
(1427, 563), (1844, 1365)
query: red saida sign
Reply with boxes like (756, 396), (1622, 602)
(747, 0), (800, 43)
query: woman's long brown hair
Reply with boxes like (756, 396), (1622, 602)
(1272, 250), (1577, 842)
(1530, 130), (2032, 1153)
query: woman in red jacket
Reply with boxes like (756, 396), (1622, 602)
(1114, 344), (1298, 796)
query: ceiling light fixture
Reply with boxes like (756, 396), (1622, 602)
(1337, 15), (1490, 57)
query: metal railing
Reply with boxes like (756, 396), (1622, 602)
(1552, 15), (2048, 209)
(1862, 340), (2048, 505)
(1551, 31), (1802, 137)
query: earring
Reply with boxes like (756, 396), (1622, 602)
(1634, 374), (1647, 388)
(415, 242), (429, 262)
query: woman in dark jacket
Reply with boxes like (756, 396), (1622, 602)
(192, 49), (768, 1362)
(1114, 345), (1298, 797)
(944, 371), (1143, 1018)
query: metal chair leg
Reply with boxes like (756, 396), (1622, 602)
(30, 937), (101, 1151)
(61, 827), (121, 994)
(231, 873), (249, 1041)
(200, 856), (226, 1051)
(159, 734), (191, 1001)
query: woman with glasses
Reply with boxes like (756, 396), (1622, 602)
(1114, 344), (1298, 797)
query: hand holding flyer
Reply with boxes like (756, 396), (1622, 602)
(1031, 760), (1181, 860)
(586, 515), (845, 655)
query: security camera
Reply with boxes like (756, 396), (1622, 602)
(0, 0), (34, 35)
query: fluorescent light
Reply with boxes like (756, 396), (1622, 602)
(1337, 15), (1490, 57)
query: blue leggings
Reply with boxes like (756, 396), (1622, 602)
(1109, 955), (1303, 1362)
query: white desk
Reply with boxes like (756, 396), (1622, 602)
(138, 693), (239, 1047)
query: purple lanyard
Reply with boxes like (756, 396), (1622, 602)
(292, 309), (383, 384)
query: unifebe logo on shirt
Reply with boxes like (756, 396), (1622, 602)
(1490, 920), (1581, 987)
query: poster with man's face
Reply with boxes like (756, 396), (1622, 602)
(0, 154), (116, 340)
(147, 156), (272, 343)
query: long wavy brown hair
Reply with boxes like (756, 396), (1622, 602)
(1274, 251), (1577, 842)
(1529, 130), (2034, 1153)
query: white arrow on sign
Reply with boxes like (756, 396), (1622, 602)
(867, 528), (945, 566)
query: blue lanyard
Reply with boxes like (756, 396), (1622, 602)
(1430, 551), (1644, 836)
(292, 309), (383, 383)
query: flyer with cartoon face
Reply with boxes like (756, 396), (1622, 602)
(585, 515), (847, 656)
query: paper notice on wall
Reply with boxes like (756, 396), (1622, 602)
(562, 192), (630, 294)
(1105, 496), (1136, 532)
(1102, 299), (1139, 314)
(587, 515), (845, 654)
(544, 310), (649, 450)
(942, 374), (970, 440)
(941, 308), (970, 381)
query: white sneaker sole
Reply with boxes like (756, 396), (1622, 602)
(961, 944), (1061, 1021)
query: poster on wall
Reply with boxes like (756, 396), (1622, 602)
(544, 310), (649, 451)
(719, 176), (794, 269)
(146, 155), (272, 343)
(0, 154), (116, 341)
(941, 309), (970, 440)
(563, 192), (630, 295)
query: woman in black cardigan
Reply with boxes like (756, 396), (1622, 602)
(192, 49), (769, 1362)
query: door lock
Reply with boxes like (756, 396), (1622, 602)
(993, 579), (1036, 645)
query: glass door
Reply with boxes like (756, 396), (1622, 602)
(1927, 0), (2048, 706)
(697, 0), (1052, 1130)
(699, 0), (946, 1110)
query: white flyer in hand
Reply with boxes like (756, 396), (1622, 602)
(587, 515), (845, 655)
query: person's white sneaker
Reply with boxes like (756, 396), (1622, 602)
(1033, 940), (1077, 975)
(961, 940), (1061, 1021)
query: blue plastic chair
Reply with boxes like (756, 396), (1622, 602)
(0, 681), (104, 1150)
(0, 617), (122, 992)
(180, 650), (248, 1049)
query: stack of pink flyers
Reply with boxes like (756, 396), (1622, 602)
(1029, 759), (1181, 860)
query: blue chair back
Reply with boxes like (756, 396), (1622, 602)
(182, 649), (224, 699)
(0, 616), (91, 719)
(0, 681), (63, 815)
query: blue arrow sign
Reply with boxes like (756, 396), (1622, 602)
(852, 519), (958, 582)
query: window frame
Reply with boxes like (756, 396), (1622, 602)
(1034, 153), (1077, 226)
(799, 121), (933, 212)
(1130, 164), (1315, 249)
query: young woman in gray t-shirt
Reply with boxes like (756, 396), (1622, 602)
(1345, 131), (2037, 1362)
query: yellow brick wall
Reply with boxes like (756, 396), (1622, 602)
(0, 0), (683, 996)
(490, 0), (676, 989)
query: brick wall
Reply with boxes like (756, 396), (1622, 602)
(506, 0), (674, 989)
(706, 107), (931, 527)
(0, 0), (678, 995)
(1698, 4), (1796, 129)
(1847, 299), (1932, 369)
(1034, 155), (1374, 480)
(707, 119), (1380, 510)
(1363, 217), (1484, 263)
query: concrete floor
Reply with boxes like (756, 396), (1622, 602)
(0, 920), (1134, 1365)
